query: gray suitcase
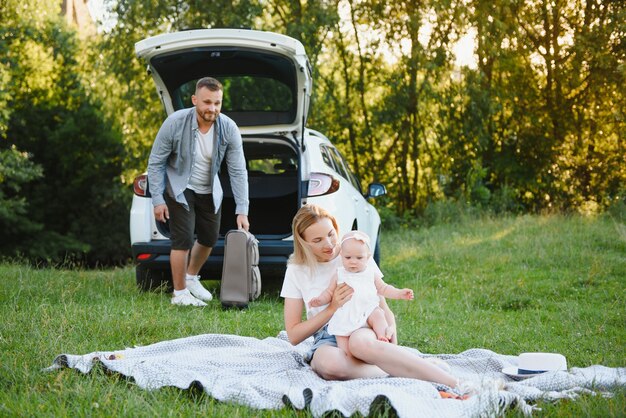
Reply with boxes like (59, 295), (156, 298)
(220, 229), (261, 309)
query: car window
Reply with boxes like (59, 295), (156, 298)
(328, 148), (350, 180)
(320, 145), (362, 193)
(176, 77), (293, 113)
(248, 156), (298, 175)
(319, 145), (343, 176)
(320, 146), (334, 170)
(331, 148), (362, 193)
(336, 151), (363, 193)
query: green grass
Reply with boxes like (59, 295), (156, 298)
(0, 213), (624, 417)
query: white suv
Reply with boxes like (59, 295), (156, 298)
(130, 29), (386, 290)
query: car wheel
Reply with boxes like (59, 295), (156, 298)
(136, 265), (172, 292)
(373, 233), (381, 265)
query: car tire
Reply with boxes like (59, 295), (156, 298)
(136, 265), (172, 292)
(373, 233), (381, 265)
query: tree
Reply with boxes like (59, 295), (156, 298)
(90, 0), (626, 223)
(0, 147), (44, 258)
(93, 0), (265, 184)
(1, 0), (130, 264)
(354, 0), (466, 212)
(454, 0), (626, 211)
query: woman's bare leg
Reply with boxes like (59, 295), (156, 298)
(348, 328), (458, 387)
(335, 335), (351, 356)
(310, 344), (388, 380)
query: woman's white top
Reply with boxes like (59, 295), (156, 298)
(327, 264), (380, 336)
(280, 256), (383, 322)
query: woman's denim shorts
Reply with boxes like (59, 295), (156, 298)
(304, 324), (337, 363)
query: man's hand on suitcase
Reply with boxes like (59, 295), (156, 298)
(236, 214), (250, 231)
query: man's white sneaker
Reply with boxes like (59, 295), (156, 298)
(171, 292), (207, 307)
(186, 277), (213, 302)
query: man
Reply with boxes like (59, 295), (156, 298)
(148, 77), (249, 306)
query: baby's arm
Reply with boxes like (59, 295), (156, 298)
(375, 276), (414, 300)
(309, 274), (338, 307)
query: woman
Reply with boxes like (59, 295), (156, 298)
(280, 204), (460, 386)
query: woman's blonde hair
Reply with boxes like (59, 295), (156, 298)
(289, 204), (339, 268)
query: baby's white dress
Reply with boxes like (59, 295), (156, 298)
(327, 265), (380, 336)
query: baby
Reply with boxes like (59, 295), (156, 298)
(309, 231), (414, 355)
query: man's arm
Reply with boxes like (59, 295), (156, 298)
(223, 118), (250, 225)
(236, 214), (250, 231)
(147, 119), (173, 208)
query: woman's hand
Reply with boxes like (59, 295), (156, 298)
(330, 282), (353, 311)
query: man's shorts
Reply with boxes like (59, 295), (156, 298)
(304, 324), (338, 363)
(164, 189), (222, 250)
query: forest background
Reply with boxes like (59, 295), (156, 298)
(1, 0), (624, 266)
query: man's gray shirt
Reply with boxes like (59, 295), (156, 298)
(147, 107), (249, 215)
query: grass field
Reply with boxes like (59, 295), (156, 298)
(0, 213), (624, 417)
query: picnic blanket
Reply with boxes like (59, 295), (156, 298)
(46, 332), (625, 417)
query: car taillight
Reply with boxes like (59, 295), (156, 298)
(136, 253), (153, 261)
(133, 174), (148, 196)
(308, 173), (340, 196)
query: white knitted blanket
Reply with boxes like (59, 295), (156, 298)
(46, 332), (625, 417)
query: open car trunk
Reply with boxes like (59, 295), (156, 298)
(219, 136), (300, 238)
(135, 29), (312, 136)
(137, 29), (311, 243)
(153, 136), (300, 240)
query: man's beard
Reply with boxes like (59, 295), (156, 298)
(199, 110), (217, 122)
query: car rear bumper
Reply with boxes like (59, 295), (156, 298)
(132, 238), (293, 277)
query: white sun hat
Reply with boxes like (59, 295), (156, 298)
(502, 352), (568, 379)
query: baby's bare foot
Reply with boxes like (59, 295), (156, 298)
(384, 326), (395, 341)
